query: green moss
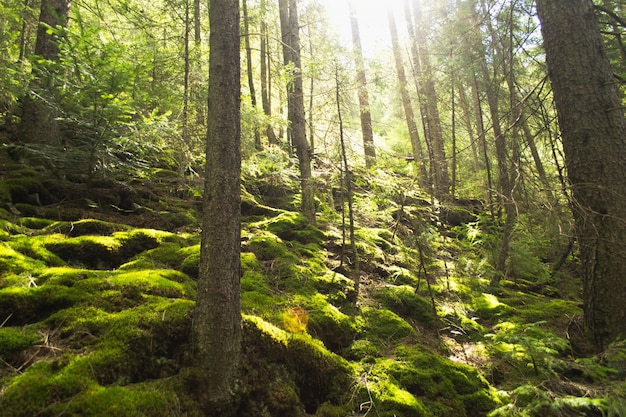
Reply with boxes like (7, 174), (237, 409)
(56, 384), (178, 417)
(8, 234), (66, 266)
(364, 345), (498, 417)
(247, 230), (297, 262)
(44, 219), (131, 236)
(294, 293), (360, 352)
(0, 326), (41, 363)
(179, 244), (200, 278)
(0, 243), (45, 277)
(362, 308), (417, 345)
(241, 251), (262, 272)
(346, 338), (379, 360)
(43, 230), (161, 269)
(368, 378), (428, 417)
(108, 269), (194, 298)
(472, 293), (512, 319)
(19, 217), (54, 229)
(37, 267), (110, 286)
(373, 285), (435, 326)
(241, 315), (353, 414)
(0, 285), (85, 325)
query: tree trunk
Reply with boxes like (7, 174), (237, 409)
(388, 7), (429, 186)
(20, 0), (69, 145)
(279, 0), (315, 223)
(336, 65), (360, 299)
(193, 0), (242, 405)
(409, 0), (450, 199)
(259, 0), (278, 145)
(537, 0), (626, 351)
(243, 0), (262, 150)
(349, 0), (376, 168)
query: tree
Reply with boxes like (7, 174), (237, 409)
(407, 0), (450, 199)
(279, 0), (315, 223)
(20, 0), (70, 144)
(536, 0), (626, 351)
(388, 7), (429, 185)
(349, 0), (376, 168)
(193, 0), (242, 405)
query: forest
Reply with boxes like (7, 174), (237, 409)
(1, 0), (626, 415)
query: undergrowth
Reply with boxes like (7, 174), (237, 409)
(0, 148), (624, 416)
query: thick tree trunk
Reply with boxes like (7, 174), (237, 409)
(193, 0), (242, 404)
(537, 0), (626, 351)
(349, 1), (376, 168)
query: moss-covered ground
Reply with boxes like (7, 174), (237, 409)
(1, 149), (624, 416)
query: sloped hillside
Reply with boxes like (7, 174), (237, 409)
(0, 148), (624, 417)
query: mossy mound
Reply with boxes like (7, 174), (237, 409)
(239, 315), (352, 416)
(44, 229), (166, 269)
(355, 345), (498, 417)
(373, 285), (435, 327)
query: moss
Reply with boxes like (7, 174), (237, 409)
(0, 326), (41, 363)
(37, 267), (110, 286)
(0, 285), (85, 325)
(388, 345), (498, 416)
(362, 308), (417, 345)
(0, 243), (45, 277)
(8, 234), (66, 266)
(373, 285), (435, 327)
(19, 217), (54, 229)
(44, 235), (122, 269)
(472, 293), (512, 319)
(241, 315), (353, 414)
(246, 230), (297, 262)
(345, 338), (379, 360)
(179, 244), (200, 278)
(241, 251), (262, 272)
(44, 219), (131, 236)
(43, 230), (161, 269)
(369, 378), (428, 417)
(263, 211), (326, 244)
(294, 294), (360, 352)
(513, 298), (581, 324)
(55, 383), (179, 417)
(107, 269), (194, 299)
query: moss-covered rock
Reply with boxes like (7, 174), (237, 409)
(240, 315), (353, 416)
(373, 285), (435, 327)
(43, 230), (162, 269)
(362, 308), (417, 346)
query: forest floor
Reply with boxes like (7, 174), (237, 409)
(0, 146), (625, 417)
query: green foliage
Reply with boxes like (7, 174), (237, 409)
(486, 321), (570, 377)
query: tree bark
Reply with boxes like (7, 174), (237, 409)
(349, 0), (376, 168)
(409, 0), (450, 199)
(259, 0), (278, 145)
(20, 0), (69, 144)
(193, 0), (242, 404)
(537, 0), (626, 351)
(279, 0), (316, 223)
(388, 7), (429, 185)
(243, 0), (262, 150)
